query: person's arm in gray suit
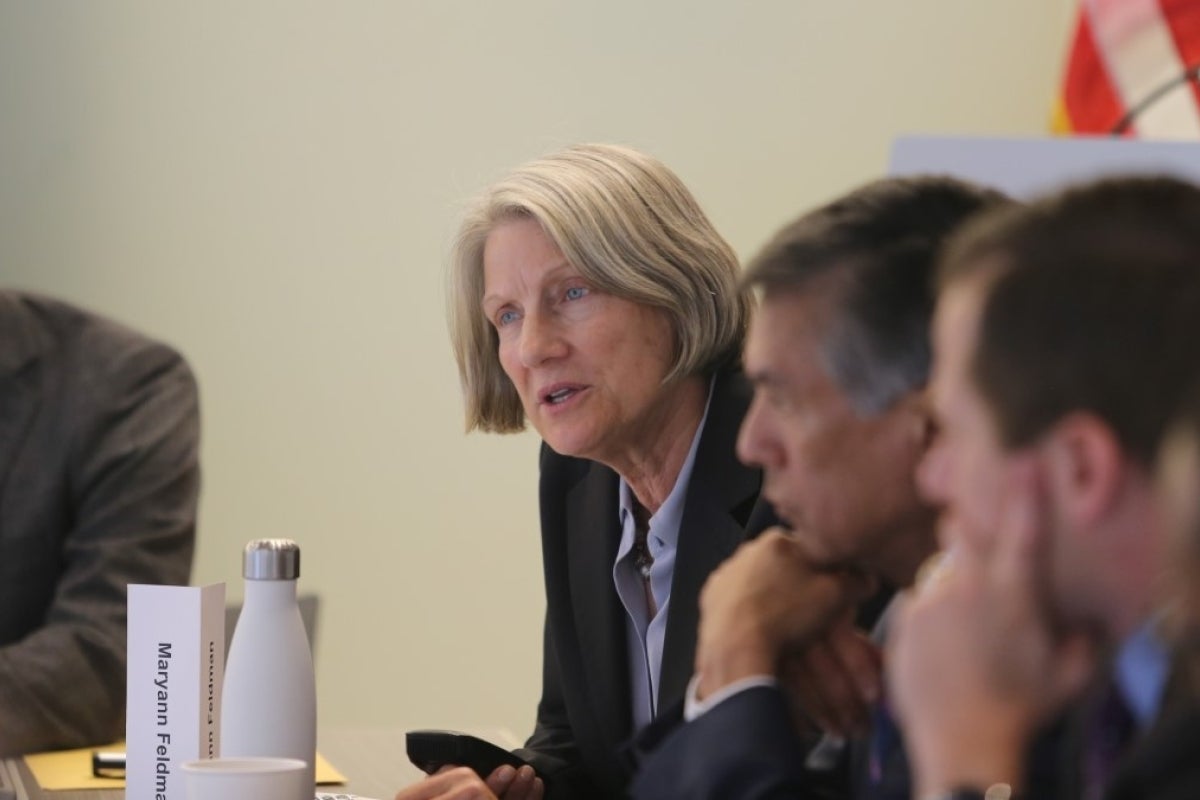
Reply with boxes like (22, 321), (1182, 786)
(0, 333), (199, 755)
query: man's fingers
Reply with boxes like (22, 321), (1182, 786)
(781, 654), (840, 735)
(782, 652), (842, 735)
(882, 591), (914, 721)
(994, 460), (1047, 590)
(827, 623), (883, 706)
(800, 639), (869, 735)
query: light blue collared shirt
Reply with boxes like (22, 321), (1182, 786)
(1113, 618), (1171, 730)
(613, 382), (714, 731)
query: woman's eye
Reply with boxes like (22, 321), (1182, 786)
(564, 285), (589, 301)
(497, 309), (520, 327)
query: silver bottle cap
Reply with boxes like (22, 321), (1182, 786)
(242, 538), (301, 580)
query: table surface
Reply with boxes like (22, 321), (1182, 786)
(0, 726), (522, 800)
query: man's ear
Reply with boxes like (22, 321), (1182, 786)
(1040, 412), (1126, 528)
(900, 389), (938, 453)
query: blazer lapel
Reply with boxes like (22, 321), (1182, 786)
(658, 369), (763, 708)
(564, 459), (632, 745)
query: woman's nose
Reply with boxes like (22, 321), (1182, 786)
(519, 311), (568, 367)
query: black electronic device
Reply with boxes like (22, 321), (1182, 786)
(405, 730), (530, 780)
(91, 751), (126, 778)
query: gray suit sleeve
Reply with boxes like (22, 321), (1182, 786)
(0, 337), (199, 755)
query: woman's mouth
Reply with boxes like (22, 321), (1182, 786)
(540, 384), (587, 406)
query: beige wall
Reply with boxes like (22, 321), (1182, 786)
(0, 2), (1075, 736)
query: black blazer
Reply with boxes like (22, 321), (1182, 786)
(516, 368), (776, 799)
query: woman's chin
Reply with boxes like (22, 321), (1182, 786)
(544, 439), (593, 460)
(539, 428), (602, 462)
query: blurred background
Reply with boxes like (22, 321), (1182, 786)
(0, 1), (1075, 735)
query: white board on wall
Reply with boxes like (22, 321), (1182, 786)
(889, 135), (1200, 197)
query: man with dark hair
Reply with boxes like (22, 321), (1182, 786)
(631, 176), (1010, 800)
(0, 290), (198, 754)
(889, 175), (1200, 800)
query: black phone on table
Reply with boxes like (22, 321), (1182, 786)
(405, 730), (530, 780)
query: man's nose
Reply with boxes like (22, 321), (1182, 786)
(736, 394), (780, 469)
(915, 437), (948, 506)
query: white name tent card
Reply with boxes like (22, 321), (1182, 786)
(126, 583), (225, 800)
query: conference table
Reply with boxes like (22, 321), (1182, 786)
(0, 727), (522, 800)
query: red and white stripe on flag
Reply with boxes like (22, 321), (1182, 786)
(1054, 0), (1200, 138)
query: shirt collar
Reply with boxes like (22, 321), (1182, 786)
(1114, 617), (1171, 728)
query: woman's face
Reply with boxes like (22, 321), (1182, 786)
(481, 217), (678, 464)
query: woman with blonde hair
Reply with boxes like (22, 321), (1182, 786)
(399, 144), (774, 800)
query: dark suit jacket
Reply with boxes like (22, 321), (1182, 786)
(628, 594), (902, 800)
(515, 367), (776, 800)
(0, 291), (198, 755)
(1106, 700), (1200, 800)
(630, 684), (849, 800)
(1050, 651), (1194, 800)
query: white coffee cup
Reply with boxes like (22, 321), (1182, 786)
(180, 756), (308, 800)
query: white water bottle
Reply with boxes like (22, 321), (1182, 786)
(220, 539), (316, 798)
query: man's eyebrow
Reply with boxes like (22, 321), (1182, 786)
(745, 368), (785, 389)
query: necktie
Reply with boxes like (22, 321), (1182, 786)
(1082, 681), (1136, 800)
(861, 697), (912, 800)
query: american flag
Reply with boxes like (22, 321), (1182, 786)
(1054, 0), (1200, 137)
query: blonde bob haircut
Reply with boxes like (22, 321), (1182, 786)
(450, 143), (749, 433)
